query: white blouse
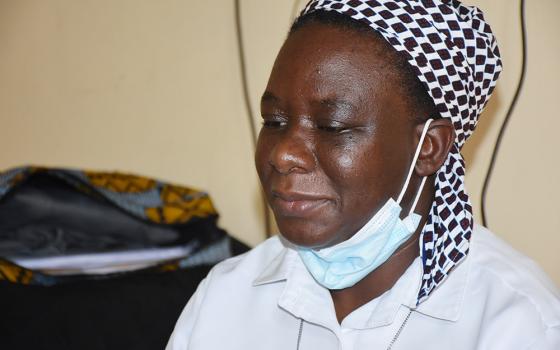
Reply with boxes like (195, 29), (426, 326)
(167, 225), (560, 350)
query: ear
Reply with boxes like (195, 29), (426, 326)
(414, 119), (455, 177)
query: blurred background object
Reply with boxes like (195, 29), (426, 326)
(0, 166), (249, 349)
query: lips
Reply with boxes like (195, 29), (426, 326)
(270, 190), (330, 217)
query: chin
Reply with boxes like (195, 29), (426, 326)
(275, 217), (336, 249)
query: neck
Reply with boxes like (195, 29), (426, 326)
(329, 230), (421, 323)
(330, 177), (433, 324)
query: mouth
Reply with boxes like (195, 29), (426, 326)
(270, 191), (331, 217)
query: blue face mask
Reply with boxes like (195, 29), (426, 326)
(297, 119), (434, 290)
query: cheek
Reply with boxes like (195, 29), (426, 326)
(336, 147), (354, 169)
(318, 135), (392, 219)
(254, 135), (271, 182)
(318, 136), (375, 188)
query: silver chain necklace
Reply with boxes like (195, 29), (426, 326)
(296, 309), (413, 350)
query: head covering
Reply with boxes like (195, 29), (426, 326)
(300, 0), (502, 303)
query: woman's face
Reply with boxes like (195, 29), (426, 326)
(255, 23), (417, 249)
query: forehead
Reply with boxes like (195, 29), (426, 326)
(265, 23), (403, 114)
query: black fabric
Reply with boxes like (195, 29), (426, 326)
(0, 173), (220, 258)
(0, 265), (211, 349)
(0, 171), (249, 350)
(0, 238), (249, 350)
(0, 167), (251, 348)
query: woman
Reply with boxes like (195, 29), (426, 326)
(167, 1), (560, 348)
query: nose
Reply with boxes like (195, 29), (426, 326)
(268, 126), (315, 175)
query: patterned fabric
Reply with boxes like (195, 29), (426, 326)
(301, 0), (502, 303)
(0, 166), (223, 285)
(0, 166), (217, 225)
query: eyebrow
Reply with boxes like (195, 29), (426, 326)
(260, 92), (357, 113)
(261, 91), (280, 104)
(319, 98), (356, 113)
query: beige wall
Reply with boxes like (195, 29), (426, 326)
(1, 0), (558, 285)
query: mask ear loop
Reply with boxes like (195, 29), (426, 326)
(397, 119), (434, 216)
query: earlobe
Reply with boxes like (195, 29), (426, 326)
(414, 119), (455, 177)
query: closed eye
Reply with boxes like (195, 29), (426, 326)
(261, 114), (288, 129)
(262, 120), (286, 128)
(317, 125), (350, 134)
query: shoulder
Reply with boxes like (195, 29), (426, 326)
(468, 224), (560, 329)
(166, 237), (287, 349)
(204, 235), (286, 287)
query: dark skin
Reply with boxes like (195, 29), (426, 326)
(255, 23), (455, 323)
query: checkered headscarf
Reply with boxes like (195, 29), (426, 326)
(300, 0), (502, 303)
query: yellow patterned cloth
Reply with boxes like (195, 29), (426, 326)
(0, 166), (222, 285)
(0, 166), (217, 225)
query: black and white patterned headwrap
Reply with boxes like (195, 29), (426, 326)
(300, 0), (502, 303)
